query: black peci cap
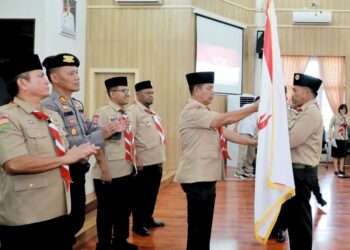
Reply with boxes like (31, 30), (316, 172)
(0, 54), (43, 97)
(293, 73), (322, 96)
(135, 80), (153, 92)
(186, 72), (214, 86)
(105, 76), (128, 90)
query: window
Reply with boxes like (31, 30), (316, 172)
(303, 58), (338, 132)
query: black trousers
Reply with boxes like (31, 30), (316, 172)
(132, 163), (163, 228)
(284, 167), (317, 250)
(69, 162), (89, 237)
(94, 174), (133, 250)
(0, 215), (71, 250)
(181, 182), (216, 250)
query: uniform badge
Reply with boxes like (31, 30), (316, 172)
(62, 104), (70, 110)
(59, 96), (67, 103)
(68, 118), (77, 125)
(63, 55), (75, 63)
(0, 115), (10, 130)
(71, 127), (77, 136)
(27, 119), (35, 125)
(92, 114), (100, 124)
(75, 102), (81, 109)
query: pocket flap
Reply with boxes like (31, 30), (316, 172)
(14, 175), (48, 191)
(26, 128), (48, 139)
(107, 152), (125, 160)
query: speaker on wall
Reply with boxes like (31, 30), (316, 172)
(256, 30), (264, 59)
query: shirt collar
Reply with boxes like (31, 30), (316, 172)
(187, 98), (208, 109)
(109, 101), (124, 112)
(301, 99), (318, 110)
(13, 97), (50, 114)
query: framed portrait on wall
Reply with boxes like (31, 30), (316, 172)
(61, 0), (77, 38)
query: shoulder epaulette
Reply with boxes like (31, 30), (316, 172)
(186, 104), (202, 110)
(0, 103), (17, 112)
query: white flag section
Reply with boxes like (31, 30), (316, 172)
(254, 0), (295, 244)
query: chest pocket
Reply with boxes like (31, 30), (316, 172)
(14, 174), (48, 192)
(136, 117), (160, 148)
(25, 127), (55, 156)
(138, 117), (153, 129)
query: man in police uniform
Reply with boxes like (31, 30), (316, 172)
(41, 53), (125, 241)
(0, 54), (99, 250)
(284, 73), (323, 250)
(93, 76), (138, 250)
(175, 72), (259, 250)
(129, 80), (166, 236)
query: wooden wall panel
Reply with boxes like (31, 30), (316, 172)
(86, 4), (194, 173)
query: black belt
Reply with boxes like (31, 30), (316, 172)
(292, 163), (315, 169)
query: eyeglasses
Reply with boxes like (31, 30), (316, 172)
(111, 89), (130, 94)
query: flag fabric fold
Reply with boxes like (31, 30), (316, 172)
(254, 0), (295, 244)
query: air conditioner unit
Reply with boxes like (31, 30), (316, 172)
(116, 0), (162, 4)
(293, 11), (332, 24)
(227, 94), (255, 168)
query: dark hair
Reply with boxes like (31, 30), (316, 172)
(107, 86), (119, 98)
(7, 72), (30, 97)
(338, 104), (348, 114)
(46, 70), (52, 82)
(189, 84), (204, 95)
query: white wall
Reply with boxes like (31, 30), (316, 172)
(0, 0), (86, 100)
(0, 0), (95, 194)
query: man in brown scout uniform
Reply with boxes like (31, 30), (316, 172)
(283, 73), (323, 250)
(175, 71), (259, 250)
(93, 76), (138, 250)
(129, 80), (166, 236)
(41, 53), (125, 241)
(0, 54), (99, 250)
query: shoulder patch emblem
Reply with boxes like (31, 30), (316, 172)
(0, 115), (10, 130)
(59, 96), (67, 103)
(62, 104), (70, 110)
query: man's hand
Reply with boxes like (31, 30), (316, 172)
(250, 139), (258, 147)
(252, 100), (260, 112)
(101, 169), (112, 182)
(63, 143), (100, 165)
(101, 118), (127, 139)
(136, 156), (143, 171)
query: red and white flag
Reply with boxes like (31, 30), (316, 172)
(254, 0), (295, 243)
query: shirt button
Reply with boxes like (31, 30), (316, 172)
(29, 183), (34, 188)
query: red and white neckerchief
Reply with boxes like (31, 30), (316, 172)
(120, 110), (137, 169)
(338, 118), (346, 140)
(32, 110), (72, 189)
(143, 108), (167, 145)
(206, 106), (231, 160)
